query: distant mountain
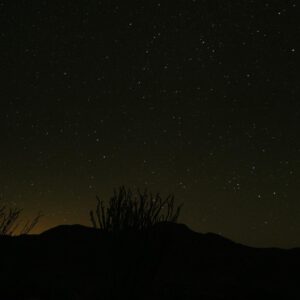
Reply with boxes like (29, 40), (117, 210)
(0, 222), (299, 299)
(40, 224), (103, 239)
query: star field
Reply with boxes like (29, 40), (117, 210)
(1, 0), (299, 247)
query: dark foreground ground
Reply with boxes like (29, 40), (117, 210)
(0, 222), (299, 299)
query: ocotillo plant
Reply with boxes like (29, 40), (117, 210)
(90, 186), (183, 233)
(0, 203), (42, 236)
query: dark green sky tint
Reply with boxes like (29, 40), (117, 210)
(1, 0), (299, 248)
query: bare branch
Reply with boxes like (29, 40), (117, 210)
(89, 186), (183, 233)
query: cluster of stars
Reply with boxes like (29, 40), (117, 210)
(0, 0), (298, 247)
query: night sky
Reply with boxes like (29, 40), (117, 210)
(1, 1), (299, 248)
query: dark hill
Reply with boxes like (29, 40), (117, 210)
(40, 224), (103, 240)
(0, 222), (299, 299)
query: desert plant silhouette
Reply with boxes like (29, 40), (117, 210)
(0, 202), (42, 235)
(90, 186), (183, 233)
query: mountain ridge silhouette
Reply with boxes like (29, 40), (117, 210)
(0, 222), (299, 299)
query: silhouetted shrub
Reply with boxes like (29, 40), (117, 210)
(0, 204), (42, 235)
(90, 186), (182, 233)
